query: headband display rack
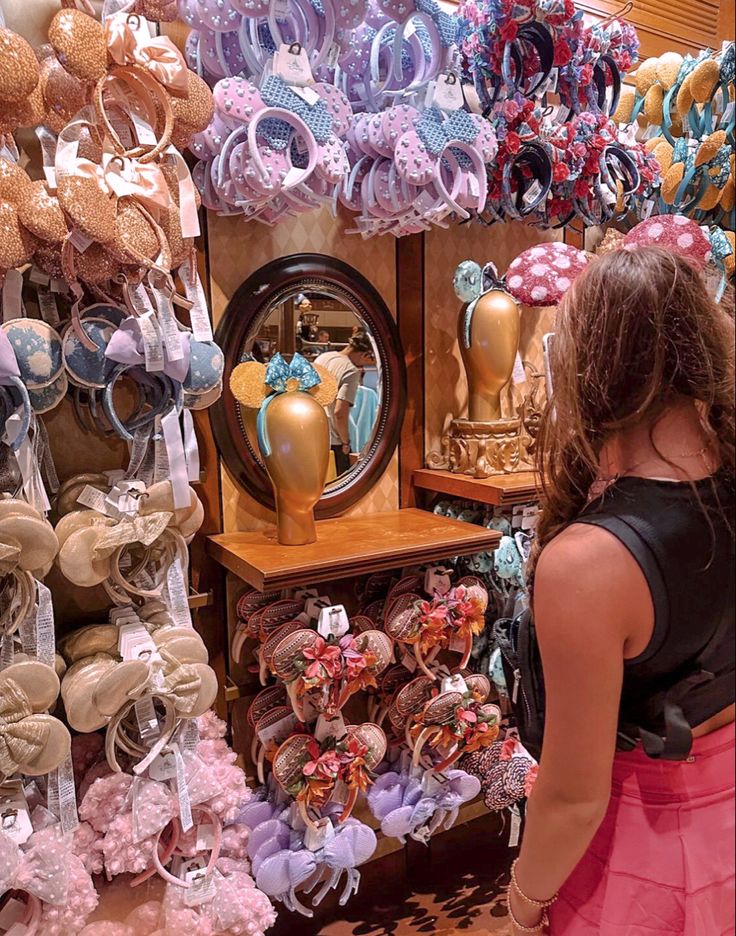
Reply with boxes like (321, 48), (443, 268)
(207, 508), (501, 590)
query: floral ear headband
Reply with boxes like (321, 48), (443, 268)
(272, 724), (387, 829)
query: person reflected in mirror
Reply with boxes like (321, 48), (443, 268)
(315, 329), (331, 353)
(314, 331), (375, 475)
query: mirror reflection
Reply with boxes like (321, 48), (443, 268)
(241, 287), (382, 484)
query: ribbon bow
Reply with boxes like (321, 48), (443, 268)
(0, 680), (49, 778)
(105, 12), (188, 93)
(264, 353), (321, 394)
(105, 316), (191, 383)
(260, 76), (333, 147)
(416, 108), (479, 157)
(0, 832), (70, 906)
(162, 660), (203, 716)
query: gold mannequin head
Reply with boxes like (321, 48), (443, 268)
(230, 356), (337, 546)
(458, 288), (521, 422)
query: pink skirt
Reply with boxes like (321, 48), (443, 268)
(549, 722), (736, 936)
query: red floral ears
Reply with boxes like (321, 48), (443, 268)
(499, 214), (713, 309)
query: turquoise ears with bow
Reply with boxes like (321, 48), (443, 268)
(228, 351), (338, 455)
(453, 260), (510, 349)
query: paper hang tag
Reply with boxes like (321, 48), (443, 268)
(305, 596), (333, 620)
(179, 260), (213, 343)
(521, 505), (539, 532)
(314, 712), (347, 743)
(161, 409), (193, 511)
(35, 581), (55, 668)
(316, 604), (350, 639)
(512, 352), (526, 385)
(401, 650), (418, 673)
(522, 180), (543, 207)
(294, 587), (319, 603)
(152, 288), (185, 362)
(424, 565), (451, 596)
(182, 410), (200, 484)
(641, 198), (655, 220)
(107, 479), (146, 516)
(0, 781), (33, 845)
(153, 417), (170, 483)
(148, 749), (178, 781)
(292, 84), (321, 105)
(185, 868), (216, 908)
(274, 42), (314, 87)
(173, 743), (193, 832)
(421, 772), (446, 796)
(138, 310), (165, 373)
(257, 711), (298, 745)
(181, 718), (200, 753)
(126, 429), (151, 481)
(508, 803), (522, 848)
(118, 621), (158, 662)
(196, 823), (215, 852)
(2, 269), (23, 322)
(55, 754), (79, 835)
(0, 632), (17, 672)
(135, 696), (161, 745)
(440, 672), (469, 695)
(4, 411), (51, 515)
(77, 484), (119, 518)
(36, 288), (60, 327)
(304, 816), (335, 852)
(449, 633), (466, 653)
(433, 73), (464, 112)
(326, 41), (341, 68)
(109, 604), (137, 625)
(164, 556), (193, 629)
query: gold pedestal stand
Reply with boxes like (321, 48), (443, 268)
(427, 417), (524, 478)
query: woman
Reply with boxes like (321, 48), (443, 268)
(507, 247), (735, 935)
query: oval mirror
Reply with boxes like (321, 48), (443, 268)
(211, 254), (407, 518)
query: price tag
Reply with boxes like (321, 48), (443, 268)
(641, 198), (655, 220)
(421, 772), (446, 796)
(35, 581), (55, 668)
(316, 604), (350, 639)
(401, 651), (418, 673)
(180, 717), (200, 753)
(164, 557), (193, 629)
(148, 749), (178, 781)
(433, 72), (464, 112)
(441, 672), (469, 695)
(28, 267), (50, 287)
(196, 823), (215, 851)
(508, 803), (522, 848)
(314, 712), (347, 742)
(304, 816), (335, 852)
(179, 259), (213, 343)
(118, 622), (157, 662)
(305, 596), (333, 620)
(512, 352), (526, 385)
(424, 565), (451, 596)
(274, 42), (314, 87)
(326, 41), (340, 68)
(76, 484), (112, 516)
(152, 288), (185, 362)
(138, 311), (165, 373)
(521, 506), (539, 532)
(48, 755), (79, 835)
(185, 868), (216, 907)
(292, 84), (321, 105)
(173, 743), (193, 832)
(135, 696), (161, 744)
(257, 711), (298, 745)
(109, 604), (137, 625)
(522, 180), (543, 207)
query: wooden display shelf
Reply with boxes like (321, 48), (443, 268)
(413, 469), (541, 507)
(207, 508), (501, 591)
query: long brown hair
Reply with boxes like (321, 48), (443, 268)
(534, 245), (735, 564)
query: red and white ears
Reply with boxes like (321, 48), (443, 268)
(623, 215), (712, 270)
(505, 242), (590, 307)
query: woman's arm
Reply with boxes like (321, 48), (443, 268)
(509, 523), (653, 931)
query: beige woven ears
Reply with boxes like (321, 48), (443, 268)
(0, 660), (70, 777)
(229, 361), (339, 409)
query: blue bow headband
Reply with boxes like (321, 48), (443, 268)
(258, 353), (323, 456)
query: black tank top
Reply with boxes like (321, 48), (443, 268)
(576, 471), (735, 758)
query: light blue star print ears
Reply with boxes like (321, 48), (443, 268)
(453, 260), (483, 304)
(452, 260), (504, 349)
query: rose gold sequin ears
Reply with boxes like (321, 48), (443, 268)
(0, 24), (40, 105)
(48, 8), (107, 84)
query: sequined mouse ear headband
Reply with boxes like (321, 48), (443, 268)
(229, 352), (338, 409)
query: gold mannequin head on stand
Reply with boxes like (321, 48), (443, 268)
(229, 354), (337, 545)
(459, 287), (521, 421)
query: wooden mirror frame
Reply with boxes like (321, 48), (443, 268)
(211, 254), (407, 518)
